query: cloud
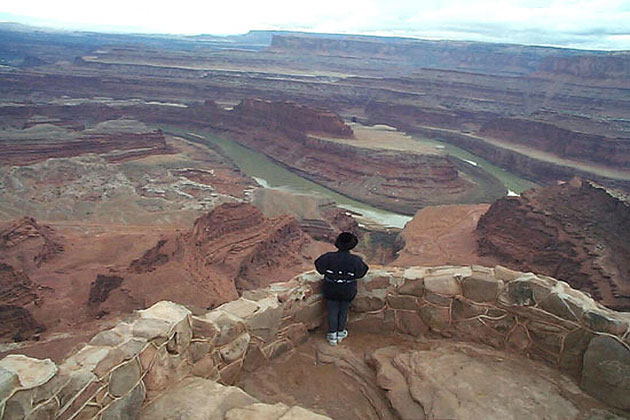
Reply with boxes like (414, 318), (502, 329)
(1, 0), (629, 50)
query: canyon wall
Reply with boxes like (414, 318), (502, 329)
(0, 123), (171, 166)
(1, 264), (629, 419)
(477, 179), (630, 311)
(233, 98), (353, 137)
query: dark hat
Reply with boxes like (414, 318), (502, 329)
(334, 232), (358, 251)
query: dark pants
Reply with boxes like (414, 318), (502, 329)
(327, 299), (351, 333)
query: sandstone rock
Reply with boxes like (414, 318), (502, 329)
(143, 346), (189, 393)
(108, 359), (141, 397)
(139, 343), (158, 371)
(398, 278), (425, 297)
(56, 370), (97, 410)
(220, 333), (251, 363)
(539, 292), (584, 322)
(494, 265), (523, 282)
(527, 321), (564, 356)
(92, 348), (126, 378)
(188, 341), (212, 364)
(419, 305), (450, 331)
(351, 296), (385, 312)
(264, 339), (293, 360)
(102, 382), (145, 420)
(242, 344), (267, 373)
(117, 337), (147, 360)
(192, 354), (217, 379)
(285, 323), (308, 347)
(279, 406), (331, 419)
(451, 297), (486, 320)
(381, 342), (582, 420)
(204, 311), (247, 346)
(581, 335), (630, 410)
(0, 367), (19, 402)
(371, 347), (426, 420)
(395, 310), (428, 337)
(0, 355), (57, 389)
(292, 300), (324, 330)
(244, 298), (283, 342)
(241, 289), (271, 301)
(582, 310), (628, 337)
(28, 397), (58, 419)
(505, 324), (530, 353)
(191, 315), (220, 342)
(219, 298), (259, 319)
(424, 275), (461, 296)
(363, 275), (391, 292)
(498, 277), (551, 307)
(386, 294), (418, 310)
(461, 274), (501, 302)
(138, 300), (191, 325)
(423, 291), (451, 307)
(225, 402), (290, 420)
(89, 329), (127, 347)
(559, 329), (594, 380)
(131, 318), (172, 342)
(403, 267), (429, 281)
(220, 359), (245, 386)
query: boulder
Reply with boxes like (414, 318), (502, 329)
(581, 335), (630, 410)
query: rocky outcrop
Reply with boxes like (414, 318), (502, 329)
(0, 217), (64, 270)
(479, 118), (630, 169)
(477, 179), (630, 310)
(0, 121), (172, 166)
(233, 98), (353, 137)
(0, 264), (43, 341)
(124, 203), (314, 310)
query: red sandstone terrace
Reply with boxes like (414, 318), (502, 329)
(1, 266), (629, 419)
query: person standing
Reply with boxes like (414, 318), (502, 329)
(315, 232), (369, 346)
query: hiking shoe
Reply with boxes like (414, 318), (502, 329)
(326, 332), (338, 346)
(337, 330), (348, 343)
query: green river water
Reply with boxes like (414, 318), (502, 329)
(168, 127), (536, 229)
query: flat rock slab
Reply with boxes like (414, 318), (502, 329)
(0, 354), (57, 389)
(139, 377), (257, 420)
(376, 341), (622, 420)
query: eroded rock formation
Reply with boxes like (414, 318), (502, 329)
(123, 202), (315, 310)
(233, 98), (353, 138)
(477, 179), (630, 310)
(0, 217), (64, 271)
(0, 264), (43, 341)
(0, 120), (172, 166)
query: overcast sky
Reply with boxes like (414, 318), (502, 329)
(2, 0), (629, 50)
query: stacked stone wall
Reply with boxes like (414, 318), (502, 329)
(1, 265), (629, 419)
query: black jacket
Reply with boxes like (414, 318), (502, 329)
(315, 250), (369, 301)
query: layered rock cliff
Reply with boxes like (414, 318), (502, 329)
(0, 120), (172, 165)
(120, 203), (315, 312)
(0, 217), (64, 271)
(233, 98), (353, 137)
(477, 179), (630, 310)
(0, 264), (43, 341)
